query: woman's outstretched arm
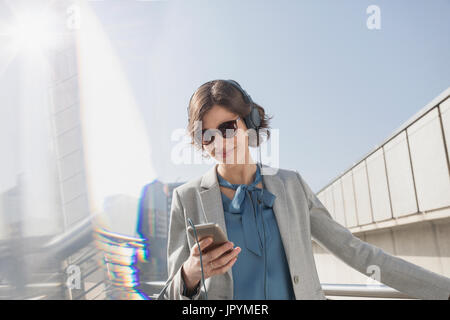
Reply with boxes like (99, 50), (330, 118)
(295, 171), (450, 300)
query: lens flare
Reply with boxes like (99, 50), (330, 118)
(5, 9), (61, 53)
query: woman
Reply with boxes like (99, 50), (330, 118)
(161, 79), (450, 300)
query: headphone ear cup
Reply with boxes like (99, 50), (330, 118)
(250, 106), (261, 129)
(243, 116), (252, 131)
(244, 106), (261, 130)
(245, 106), (262, 148)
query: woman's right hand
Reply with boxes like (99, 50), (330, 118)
(181, 237), (241, 292)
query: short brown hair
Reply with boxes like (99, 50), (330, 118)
(187, 80), (273, 156)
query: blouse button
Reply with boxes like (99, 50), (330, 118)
(293, 275), (300, 284)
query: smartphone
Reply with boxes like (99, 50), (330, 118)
(187, 222), (229, 251)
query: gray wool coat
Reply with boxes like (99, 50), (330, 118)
(159, 163), (450, 300)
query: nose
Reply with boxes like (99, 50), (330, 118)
(212, 134), (234, 148)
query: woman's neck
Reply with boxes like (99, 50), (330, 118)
(217, 162), (258, 185)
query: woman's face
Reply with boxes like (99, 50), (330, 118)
(200, 105), (251, 164)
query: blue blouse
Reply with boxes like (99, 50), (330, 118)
(217, 165), (295, 300)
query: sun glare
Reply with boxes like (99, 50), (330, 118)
(6, 10), (60, 53)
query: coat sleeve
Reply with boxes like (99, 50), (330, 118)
(295, 170), (450, 300)
(162, 188), (202, 300)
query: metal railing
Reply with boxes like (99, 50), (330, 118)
(0, 212), (418, 300)
(321, 283), (415, 299)
(0, 214), (106, 300)
(144, 281), (415, 300)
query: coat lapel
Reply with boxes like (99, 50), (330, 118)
(198, 163), (293, 298)
(262, 168), (293, 267)
(199, 163), (228, 233)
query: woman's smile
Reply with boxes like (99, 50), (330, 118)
(222, 147), (236, 158)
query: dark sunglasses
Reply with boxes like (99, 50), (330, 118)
(201, 116), (241, 146)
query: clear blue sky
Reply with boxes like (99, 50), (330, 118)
(92, 0), (450, 192)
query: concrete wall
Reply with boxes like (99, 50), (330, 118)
(313, 89), (450, 285)
(313, 218), (450, 284)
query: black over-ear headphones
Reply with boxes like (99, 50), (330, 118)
(187, 79), (261, 131)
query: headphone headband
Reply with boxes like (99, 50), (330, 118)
(187, 79), (261, 131)
(224, 80), (251, 104)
